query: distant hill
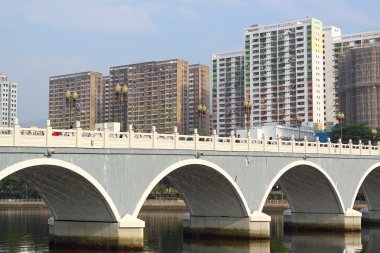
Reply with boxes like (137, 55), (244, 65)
(20, 119), (46, 128)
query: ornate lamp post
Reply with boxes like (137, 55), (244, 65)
(244, 100), (252, 136)
(65, 89), (78, 129)
(295, 115), (304, 140)
(115, 84), (128, 131)
(196, 104), (207, 133)
(371, 128), (377, 145)
(336, 112), (345, 141)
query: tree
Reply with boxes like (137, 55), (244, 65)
(0, 175), (40, 199)
(330, 123), (379, 144)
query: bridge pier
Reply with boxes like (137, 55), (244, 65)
(183, 211), (271, 239)
(48, 215), (145, 250)
(283, 208), (361, 231)
(361, 209), (380, 224)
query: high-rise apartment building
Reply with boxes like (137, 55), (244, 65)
(0, 74), (17, 127)
(323, 26), (342, 129)
(244, 18), (324, 130)
(324, 29), (380, 128)
(108, 59), (189, 134)
(49, 71), (103, 130)
(102, 76), (111, 123)
(212, 50), (245, 136)
(183, 64), (210, 134)
(339, 45), (380, 128)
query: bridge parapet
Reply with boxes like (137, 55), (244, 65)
(1, 119), (379, 156)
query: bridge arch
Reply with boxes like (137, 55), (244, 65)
(131, 159), (251, 218)
(0, 158), (120, 222)
(258, 160), (345, 214)
(352, 162), (380, 210)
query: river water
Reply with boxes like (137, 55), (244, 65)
(0, 207), (372, 252)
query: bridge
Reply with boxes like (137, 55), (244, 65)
(1, 119), (380, 249)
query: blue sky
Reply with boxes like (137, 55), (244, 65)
(1, 0), (379, 123)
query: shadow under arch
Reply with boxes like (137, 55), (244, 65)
(353, 162), (380, 210)
(0, 158), (120, 222)
(132, 159), (250, 218)
(258, 160), (344, 214)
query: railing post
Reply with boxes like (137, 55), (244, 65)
(359, 140), (362, 155)
(277, 137), (281, 152)
(173, 126), (179, 149)
(75, 121), (81, 147)
(338, 138), (342, 154)
(349, 139), (352, 155)
(194, 128), (199, 150)
(247, 129), (251, 151)
(212, 129), (218, 151)
(327, 138), (331, 154)
(152, 126), (157, 148)
(230, 130), (235, 151)
(316, 137), (320, 153)
(291, 135), (295, 153)
(128, 125), (134, 148)
(13, 117), (20, 146)
(369, 140), (372, 155)
(103, 123), (109, 148)
(378, 141), (380, 156)
(46, 120), (52, 147)
(304, 136), (308, 153)
(263, 136), (267, 152)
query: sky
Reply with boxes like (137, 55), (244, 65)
(1, 0), (380, 124)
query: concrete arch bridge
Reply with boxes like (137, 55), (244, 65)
(1, 120), (380, 248)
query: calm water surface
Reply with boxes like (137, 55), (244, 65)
(0, 207), (372, 252)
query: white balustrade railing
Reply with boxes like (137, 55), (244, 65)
(0, 119), (379, 156)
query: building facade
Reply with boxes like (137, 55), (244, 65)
(244, 18), (324, 131)
(108, 60), (189, 134)
(49, 72), (103, 130)
(212, 50), (245, 136)
(323, 26), (342, 130)
(102, 76), (111, 123)
(339, 45), (380, 128)
(0, 74), (17, 127)
(183, 64), (210, 135)
(324, 29), (380, 128)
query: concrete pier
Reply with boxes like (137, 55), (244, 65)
(360, 209), (380, 224)
(48, 216), (145, 250)
(283, 208), (361, 231)
(183, 211), (271, 239)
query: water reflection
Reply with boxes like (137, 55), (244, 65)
(0, 207), (372, 252)
(283, 232), (362, 253)
(183, 239), (270, 253)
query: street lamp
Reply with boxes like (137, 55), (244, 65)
(371, 128), (377, 145)
(65, 89), (78, 129)
(196, 104), (207, 133)
(115, 84), (128, 132)
(336, 112), (345, 141)
(244, 100), (252, 136)
(295, 115), (304, 140)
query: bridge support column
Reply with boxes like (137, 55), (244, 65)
(284, 208), (361, 231)
(361, 209), (380, 224)
(183, 211), (271, 239)
(48, 215), (145, 250)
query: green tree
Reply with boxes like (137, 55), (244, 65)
(0, 175), (40, 199)
(330, 123), (378, 144)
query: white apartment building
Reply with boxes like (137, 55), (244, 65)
(244, 18), (324, 131)
(323, 28), (380, 130)
(212, 50), (245, 136)
(0, 74), (17, 127)
(323, 26), (342, 130)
